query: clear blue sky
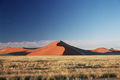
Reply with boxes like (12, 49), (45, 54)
(1, 0), (120, 42)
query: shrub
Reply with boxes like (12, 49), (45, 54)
(25, 76), (31, 80)
(37, 76), (42, 80)
(54, 75), (67, 80)
(78, 74), (87, 79)
(90, 74), (97, 79)
(0, 77), (6, 80)
(100, 73), (117, 78)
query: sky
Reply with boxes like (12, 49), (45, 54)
(1, 0), (120, 49)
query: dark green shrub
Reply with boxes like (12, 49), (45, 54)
(37, 76), (42, 80)
(14, 76), (20, 80)
(90, 74), (97, 79)
(100, 73), (117, 78)
(78, 74), (87, 79)
(0, 77), (6, 80)
(25, 76), (31, 80)
(69, 75), (75, 79)
(49, 77), (55, 80)
(54, 75), (67, 80)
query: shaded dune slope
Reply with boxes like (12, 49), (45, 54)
(57, 41), (100, 55)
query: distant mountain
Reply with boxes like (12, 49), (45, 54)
(0, 40), (120, 56)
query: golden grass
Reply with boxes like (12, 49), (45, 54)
(0, 56), (120, 80)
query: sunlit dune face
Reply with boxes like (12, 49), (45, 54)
(0, 47), (26, 54)
(27, 46), (65, 56)
(27, 40), (65, 56)
(0, 47), (37, 54)
(0, 41), (65, 55)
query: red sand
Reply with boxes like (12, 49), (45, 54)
(1, 41), (120, 55)
(27, 40), (65, 56)
(0, 41), (65, 55)
(91, 48), (120, 53)
(0, 47), (26, 54)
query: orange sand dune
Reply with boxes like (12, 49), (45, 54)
(0, 47), (26, 54)
(27, 40), (65, 56)
(0, 40), (87, 55)
(0, 47), (34, 55)
(1, 41), (120, 55)
(0, 41), (65, 55)
(27, 40), (88, 56)
(91, 48), (120, 53)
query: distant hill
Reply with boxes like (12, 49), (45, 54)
(0, 40), (120, 56)
(91, 48), (120, 53)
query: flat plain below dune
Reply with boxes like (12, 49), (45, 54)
(0, 56), (120, 80)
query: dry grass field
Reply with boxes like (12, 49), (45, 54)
(0, 56), (120, 80)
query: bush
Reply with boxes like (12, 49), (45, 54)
(54, 75), (67, 80)
(0, 77), (6, 80)
(37, 76), (42, 80)
(78, 74), (87, 79)
(25, 76), (31, 80)
(100, 73), (117, 78)
(90, 74), (97, 79)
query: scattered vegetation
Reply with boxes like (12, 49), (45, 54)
(0, 56), (120, 80)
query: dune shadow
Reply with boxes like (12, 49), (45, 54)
(24, 47), (39, 49)
(57, 41), (105, 55)
(104, 51), (120, 55)
(5, 51), (30, 56)
(57, 41), (85, 55)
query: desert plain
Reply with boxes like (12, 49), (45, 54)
(0, 56), (120, 80)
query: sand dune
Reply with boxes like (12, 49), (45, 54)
(91, 48), (120, 53)
(27, 40), (65, 56)
(0, 40), (120, 55)
(0, 47), (26, 54)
